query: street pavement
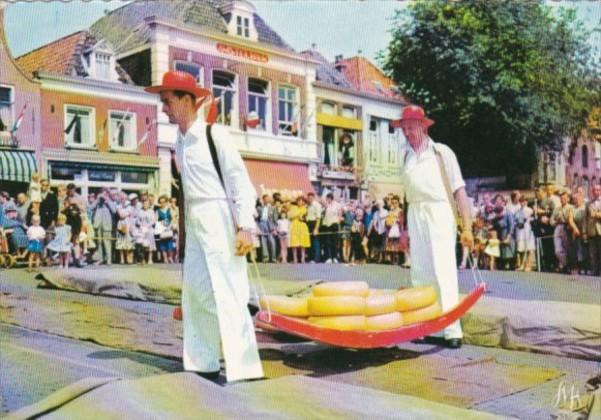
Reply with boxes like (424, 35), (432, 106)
(1, 264), (599, 418)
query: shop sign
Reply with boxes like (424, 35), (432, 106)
(216, 42), (268, 63)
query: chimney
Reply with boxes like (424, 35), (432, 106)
(334, 54), (345, 71)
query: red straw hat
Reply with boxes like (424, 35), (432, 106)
(145, 71), (211, 99)
(391, 105), (434, 128)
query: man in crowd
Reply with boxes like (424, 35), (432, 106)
(145, 71), (263, 382)
(39, 179), (58, 230)
(15, 193), (30, 222)
(89, 188), (117, 265)
(256, 194), (278, 263)
(587, 183), (601, 276)
(306, 192), (323, 263)
(395, 105), (473, 349)
(321, 193), (342, 263)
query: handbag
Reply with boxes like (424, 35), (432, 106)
(153, 222), (166, 236)
(160, 228), (174, 239)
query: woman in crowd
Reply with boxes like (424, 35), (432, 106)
(155, 194), (175, 264)
(384, 195), (404, 265)
(571, 191), (587, 275)
(115, 192), (135, 265)
(340, 203), (355, 263)
(491, 194), (515, 270)
(277, 207), (290, 263)
(288, 196), (311, 263)
(350, 208), (367, 265)
(367, 199), (388, 263)
(136, 198), (156, 265)
(515, 196), (535, 271)
(551, 191), (575, 274)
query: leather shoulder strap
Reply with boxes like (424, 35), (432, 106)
(206, 124), (226, 191)
(433, 145), (462, 227)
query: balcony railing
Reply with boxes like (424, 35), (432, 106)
(0, 131), (18, 148)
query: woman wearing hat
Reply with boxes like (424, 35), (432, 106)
(394, 105), (474, 349)
(145, 71), (262, 382)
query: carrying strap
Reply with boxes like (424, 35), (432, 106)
(206, 124), (240, 231)
(434, 147), (462, 229)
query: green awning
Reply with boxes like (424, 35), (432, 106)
(0, 149), (38, 183)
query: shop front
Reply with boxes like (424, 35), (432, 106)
(243, 158), (314, 201)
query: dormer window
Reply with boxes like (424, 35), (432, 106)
(95, 52), (112, 80)
(237, 16), (250, 37)
(220, 1), (258, 41)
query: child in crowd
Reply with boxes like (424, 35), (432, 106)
(484, 229), (500, 271)
(28, 172), (42, 213)
(47, 214), (72, 269)
(26, 214), (45, 272)
(277, 210), (290, 264)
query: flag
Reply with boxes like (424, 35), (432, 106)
(11, 103), (28, 133)
(245, 111), (260, 129)
(137, 119), (156, 147)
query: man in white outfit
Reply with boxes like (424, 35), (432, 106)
(145, 71), (263, 382)
(394, 105), (473, 349)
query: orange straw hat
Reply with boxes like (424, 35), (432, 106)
(145, 71), (211, 99)
(391, 105), (434, 128)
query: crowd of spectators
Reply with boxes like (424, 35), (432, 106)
(0, 175), (179, 271)
(2, 175), (599, 277)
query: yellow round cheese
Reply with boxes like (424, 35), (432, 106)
(308, 296), (366, 316)
(395, 286), (437, 311)
(402, 301), (442, 325)
(259, 295), (309, 317)
(312, 281), (369, 297)
(366, 312), (404, 331)
(368, 289), (397, 296)
(365, 293), (397, 316)
(308, 315), (367, 331)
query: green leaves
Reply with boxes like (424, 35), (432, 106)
(381, 0), (600, 177)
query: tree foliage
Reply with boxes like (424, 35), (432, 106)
(381, 0), (600, 177)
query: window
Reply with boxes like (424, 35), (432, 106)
(212, 70), (237, 126)
(95, 52), (112, 80)
(368, 117), (381, 163)
(236, 16), (250, 37)
(122, 171), (148, 184)
(322, 126), (335, 166)
(582, 145), (589, 169)
(0, 86), (13, 132)
(387, 121), (398, 165)
(321, 102), (336, 115)
(64, 105), (95, 147)
(247, 78), (269, 130)
(342, 105), (357, 119)
(174, 61), (204, 86)
(109, 110), (136, 150)
(278, 85), (298, 136)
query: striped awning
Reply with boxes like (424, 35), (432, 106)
(0, 150), (38, 183)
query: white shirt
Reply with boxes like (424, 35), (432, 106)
(175, 118), (256, 229)
(401, 138), (465, 204)
(322, 201), (342, 226)
(27, 225), (46, 241)
(306, 201), (323, 222)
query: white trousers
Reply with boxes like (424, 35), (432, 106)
(408, 201), (463, 340)
(182, 200), (263, 382)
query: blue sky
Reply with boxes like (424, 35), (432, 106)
(4, 0), (600, 64)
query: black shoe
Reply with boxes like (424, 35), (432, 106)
(195, 370), (220, 381)
(445, 338), (462, 349)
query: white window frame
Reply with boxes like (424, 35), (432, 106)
(368, 117), (381, 164)
(341, 105), (357, 119)
(211, 69), (238, 127)
(95, 51), (112, 80)
(387, 120), (399, 165)
(64, 104), (96, 149)
(278, 84), (299, 137)
(0, 84), (14, 132)
(321, 101), (336, 115)
(247, 77), (270, 131)
(108, 109), (137, 151)
(236, 15), (250, 38)
(174, 60), (204, 87)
